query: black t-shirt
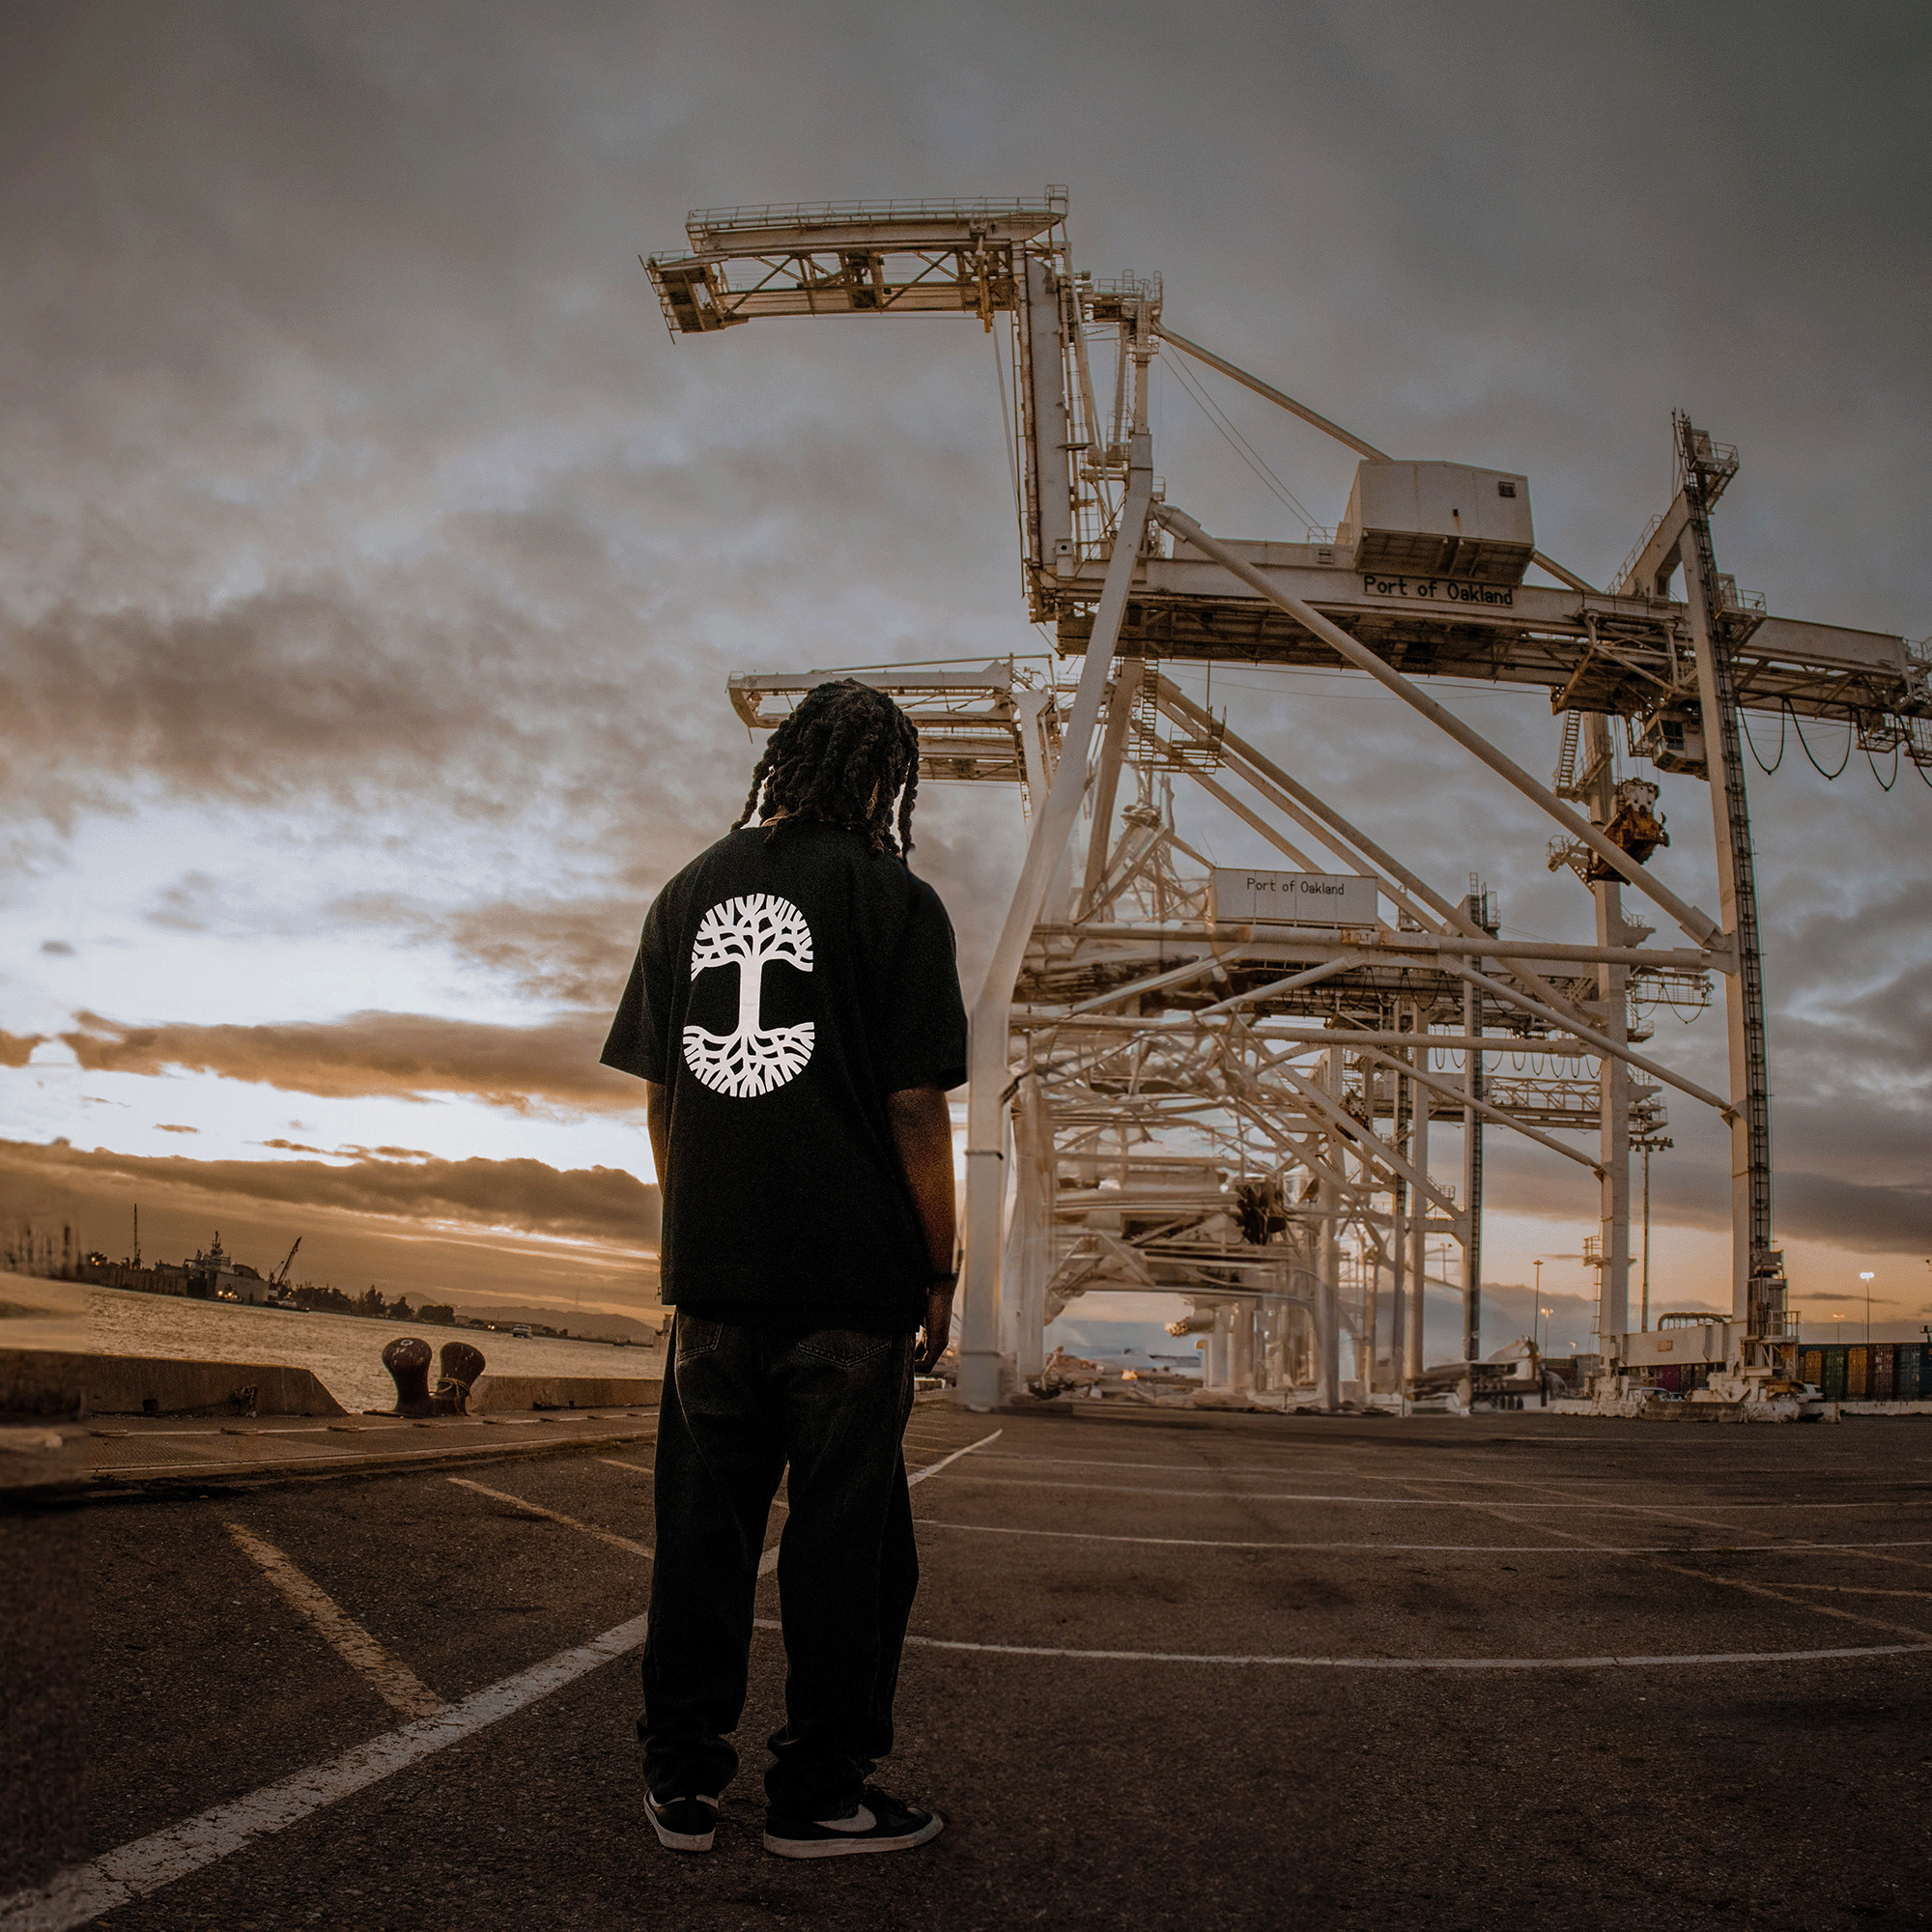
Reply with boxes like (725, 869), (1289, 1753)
(600, 822), (968, 1332)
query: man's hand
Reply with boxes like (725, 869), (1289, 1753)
(915, 1288), (954, 1375)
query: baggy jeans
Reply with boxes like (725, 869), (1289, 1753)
(639, 1312), (919, 1820)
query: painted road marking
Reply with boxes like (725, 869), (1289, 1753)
(0, 1614), (651, 1932)
(1382, 1485), (1932, 1645)
(91, 1430), (654, 1480)
(594, 1455), (788, 1509)
(447, 1478), (652, 1559)
(970, 1452), (1806, 1487)
(223, 1523), (444, 1721)
(906, 1520), (1932, 1556)
(1776, 1581), (1932, 1598)
(756, 1429), (1003, 1577)
(0, 1431), (1009, 1930)
(744, 1614), (1932, 1671)
(932, 1475), (1914, 1510)
(1402, 1468), (1932, 1576)
(907, 1429), (1004, 1485)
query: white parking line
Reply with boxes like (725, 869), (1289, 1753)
(932, 1475), (1909, 1510)
(1776, 1582), (1932, 1599)
(447, 1478), (652, 1559)
(223, 1523), (445, 1721)
(969, 1452), (1792, 1488)
(757, 1430), (1002, 1577)
(743, 1613), (1931, 1672)
(0, 1613), (651, 1932)
(901, 1634), (1932, 1670)
(906, 1520), (1932, 1556)
(908, 1429), (1003, 1486)
(0, 1432), (1009, 1930)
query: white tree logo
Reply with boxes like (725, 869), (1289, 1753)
(682, 894), (815, 1097)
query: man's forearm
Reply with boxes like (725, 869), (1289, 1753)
(887, 1085), (957, 1274)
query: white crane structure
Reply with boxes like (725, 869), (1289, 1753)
(651, 192), (1929, 1413)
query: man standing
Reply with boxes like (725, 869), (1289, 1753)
(601, 679), (966, 1860)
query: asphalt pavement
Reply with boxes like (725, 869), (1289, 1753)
(6, 1406), (1931, 1931)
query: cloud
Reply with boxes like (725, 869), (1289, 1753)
(1481, 1106), (1932, 1257)
(1, 0), (1925, 1312)
(0, 1032), (44, 1068)
(0, 1136), (659, 1249)
(324, 891), (647, 1009)
(61, 1009), (640, 1114)
(1, 589), (578, 829)
(1774, 1171), (1932, 1255)
(154, 1123), (199, 1134)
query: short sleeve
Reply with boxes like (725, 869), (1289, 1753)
(600, 900), (673, 1083)
(873, 879), (969, 1093)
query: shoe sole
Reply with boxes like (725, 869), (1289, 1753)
(762, 1813), (944, 1860)
(647, 1801), (718, 1853)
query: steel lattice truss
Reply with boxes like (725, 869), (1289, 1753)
(991, 667), (1703, 1398)
(650, 189), (1924, 1410)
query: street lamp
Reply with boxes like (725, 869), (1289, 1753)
(1860, 1271), (1875, 1346)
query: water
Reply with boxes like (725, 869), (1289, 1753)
(84, 1286), (662, 1414)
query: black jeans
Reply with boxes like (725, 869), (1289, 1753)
(639, 1312), (919, 1820)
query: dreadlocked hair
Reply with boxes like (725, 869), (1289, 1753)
(732, 678), (923, 861)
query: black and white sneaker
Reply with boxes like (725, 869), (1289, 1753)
(645, 1790), (720, 1853)
(762, 1784), (944, 1860)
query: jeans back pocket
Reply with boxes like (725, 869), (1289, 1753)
(794, 1328), (894, 1372)
(675, 1314), (724, 1363)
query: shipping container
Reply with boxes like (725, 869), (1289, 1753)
(1870, 1343), (1895, 1401)
(1897, 1344), (1924, 1402)
(1656, 1364), (1681, 1393)
(1799, 1347), (1824, 1387)
(1847, 1345), (1869, 1399)
(1821, 1346), (1848, 1401)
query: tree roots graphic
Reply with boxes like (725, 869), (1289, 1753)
(682, 1019), (815, 1097)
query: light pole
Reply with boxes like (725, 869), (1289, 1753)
(1641, 1143), (1650, 1332)
(1532, 1257), (1542, 1342)
(1861, 1271), (1875, 1346)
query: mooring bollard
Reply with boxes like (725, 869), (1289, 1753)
(435, 1340), (486, 1413)
(380, 1336), (435, 1416)
(377, 1335), (487, 1417)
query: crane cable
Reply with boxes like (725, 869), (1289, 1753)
(1740, 703), (1783, 774)
(1728, 695), (1923, 794)
(1786, 697), (1854, 780)
(1866, 731), (1900, 791)
(1163, 350), (1327, 537)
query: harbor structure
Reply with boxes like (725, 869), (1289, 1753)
(646, 193), (1927, 1411)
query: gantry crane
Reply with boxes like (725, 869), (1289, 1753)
(648, 193), (1927, 1411)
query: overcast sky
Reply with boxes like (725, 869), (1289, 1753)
(3, 0), (1927, 1343)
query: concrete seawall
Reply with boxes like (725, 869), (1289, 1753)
(1, 1348), (349, 1418)
(469, 1372), (664, 1413)
(0, 1345), (664, 1423)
